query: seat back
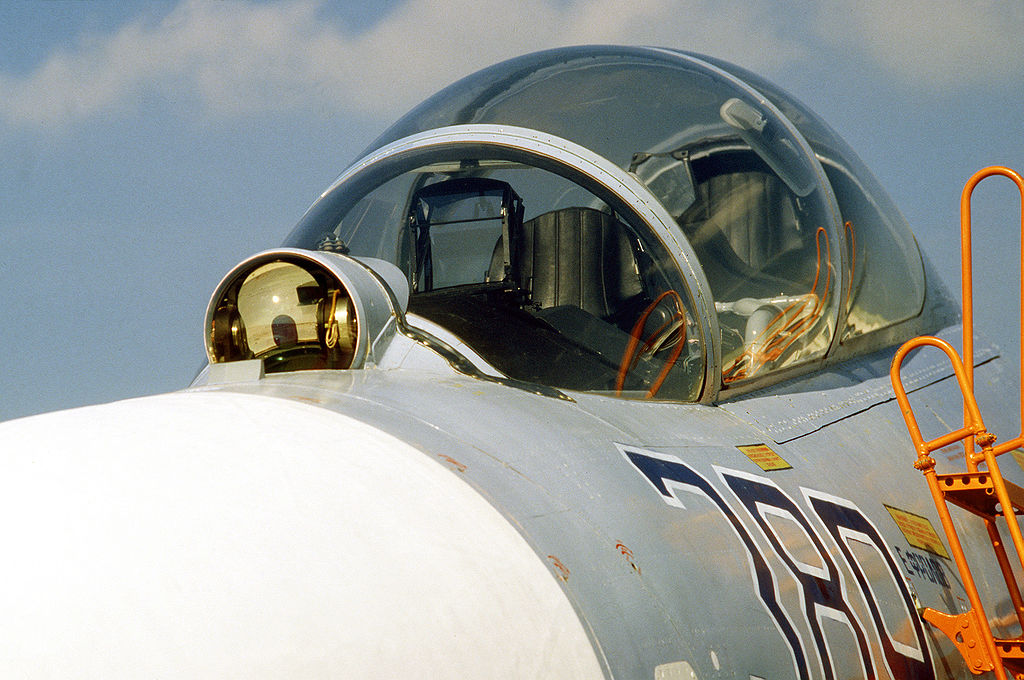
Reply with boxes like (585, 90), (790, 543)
(491, 207), (642, 320)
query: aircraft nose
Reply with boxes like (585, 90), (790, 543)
(0, 391), (603, 678)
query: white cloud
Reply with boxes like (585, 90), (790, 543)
(3, 0), (1019, 131)
(815, 0), (1024, 91)
(0, 0), (809, 130)
(0, 0), (338, 127)
(309, 0), (813, 113)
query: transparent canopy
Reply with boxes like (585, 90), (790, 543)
(285, 46), (926, 400)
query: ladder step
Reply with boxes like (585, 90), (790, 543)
(890, 166), (1024, 680)
(995, 638), (1024, 659)
(995, 639), (1024, 677)
(936, 472), (1024, 518)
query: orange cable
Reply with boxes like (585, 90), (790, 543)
(616, 290), (687, 397)
(844, 221), (856, 311)
(723, 227), (832, 383)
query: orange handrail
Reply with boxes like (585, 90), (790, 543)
(960, 166), (1024, 456)
(890, 167), (1024, 679)
(890, 336), (990, 462)
(891, 335), (1005, 677)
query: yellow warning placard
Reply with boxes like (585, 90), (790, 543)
(885, 505), (950, 559)
(737, 444), (792, 472)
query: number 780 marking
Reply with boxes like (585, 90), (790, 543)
(620, 445), (934, 680)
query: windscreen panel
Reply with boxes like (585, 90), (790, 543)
(288, 151), (704, 402)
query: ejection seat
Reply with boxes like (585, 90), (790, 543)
(488, 205), (689, 388)
(681, 165), (807, 303)
(489, 206), (646, 328)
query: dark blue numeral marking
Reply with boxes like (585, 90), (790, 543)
(622, 445), (935, 680)
(807, 492), (933, 680)
(622, 446), (808, 680)
(720, 470), (876, 680)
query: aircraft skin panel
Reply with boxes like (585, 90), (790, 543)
(1, 332), (1014, 680)
(719, 325), (998, 443)
(0, 391), (606, 679)
(198, 372), (808, 678)
(186, 357), (1015, 680)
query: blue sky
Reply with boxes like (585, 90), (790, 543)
(2, 0), (1023, 421)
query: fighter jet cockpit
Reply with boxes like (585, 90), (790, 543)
(283, 144), (702, 400)
(266, 46), (939, 403)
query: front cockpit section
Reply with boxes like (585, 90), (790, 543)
(288, 141), (704, 400)
(270, 46), (952, 402)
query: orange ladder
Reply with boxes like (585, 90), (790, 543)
(891, 166), (1024, 679)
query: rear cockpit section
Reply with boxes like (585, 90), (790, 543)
(676, 146), (835, 384)
(272, 46), (952, 402)
(692, 51), (930, 347)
